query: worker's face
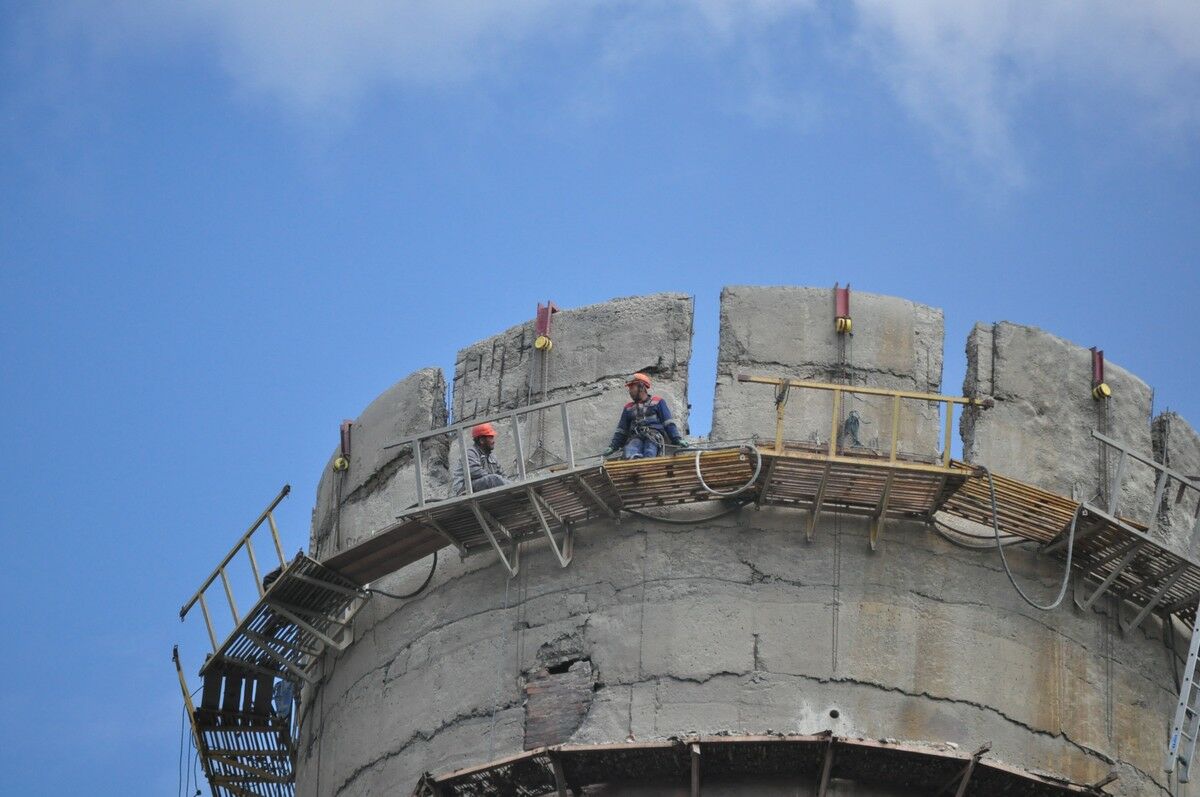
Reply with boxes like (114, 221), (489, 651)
(627, 383), (644, 400)
(476, 435), (495, 452)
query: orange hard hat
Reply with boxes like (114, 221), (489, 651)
(471, 422), (497, 439)
(626, 372), (652, 390)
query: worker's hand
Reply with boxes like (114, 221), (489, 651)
(675, 439), (690, 448)
(601, 447), (618, 458)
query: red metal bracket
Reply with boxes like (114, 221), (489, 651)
(536, 301), (558, 337)
(340, 420), (353, 458)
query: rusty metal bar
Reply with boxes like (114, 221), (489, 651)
(889, 394), (901, 462)
(829, 389), (842, 458)
(943, 401), (954, 468)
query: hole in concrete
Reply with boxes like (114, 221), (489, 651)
(829, 709), (840, 719)
(547, 657), (587, 675)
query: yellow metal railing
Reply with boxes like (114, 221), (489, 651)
(736, 375), (992, 470)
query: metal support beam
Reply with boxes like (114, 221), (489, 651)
(242, 630), (317, 683)
(934, 742), (989, 797)
(756, 456), (778, 509)
(422, 513), (468, 555)
(870, 472), (895, 551)
(806, 462), (833, 542)
(469, 500), (520, 577)
(548, 750), (570, 797)
(690, 743), (701, 797)
(570, 475), (617, 520)
(528, 488), (573, 568)
(265, 601), (347, 650)
(1078, 544), (1144, 611)
(817, 739), (834, 797)
(1122, 565), (1187, 634)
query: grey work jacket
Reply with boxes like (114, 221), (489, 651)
(451, 444), (505, 495)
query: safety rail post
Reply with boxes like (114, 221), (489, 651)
(457, 427), (474, 496)
(510, 412), (527, 480)
(219, 568), (240, 625)
(888, 394), (901, 462)
(943, 400), (954, 467)
(829, 389), (842, 457)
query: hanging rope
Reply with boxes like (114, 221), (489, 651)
(695, 444), (763, 497)
(982, 466), (1082, 611)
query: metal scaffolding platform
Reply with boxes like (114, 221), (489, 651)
(939, 433), (1200, 634)
(173, 376), (1200, 797)
(176, 488), (371, 797)
(175, 649), (295, 797)
(411, 735), (1107, 797)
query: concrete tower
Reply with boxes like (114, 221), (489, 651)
(295, 289), (1199, 796)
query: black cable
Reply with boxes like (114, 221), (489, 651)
(624, 501), (750, 525)
(366, 550), (438, 599)
(983, 466), (1081, 611)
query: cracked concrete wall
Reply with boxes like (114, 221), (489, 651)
(295, 510), (1182, 797)
(712, 286), (944, 458)
(310, 368), (449, 558)
(1153, 411), (1200, 554)
(449, 293), (693, 480)
(962, 322), (1157, 533)
(295, 291), (1186, 797)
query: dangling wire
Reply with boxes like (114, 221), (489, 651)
(366, 551), (438, 600)
(983, 466), (1081, 611)
(695, 445), (763, 497)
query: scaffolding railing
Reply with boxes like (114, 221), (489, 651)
(737, 375), (991, 547)
(737, 375), (991, 469)
(381, 391), (602, 508)
(180, 485), (291, 651)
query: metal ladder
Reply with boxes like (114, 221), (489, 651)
(1166, 605), (1200, 781)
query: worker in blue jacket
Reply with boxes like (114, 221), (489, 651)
(603, 372), (688, 459)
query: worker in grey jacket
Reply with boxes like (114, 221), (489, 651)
(452, 422), (510, 495)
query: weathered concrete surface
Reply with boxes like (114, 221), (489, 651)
(962, 322), (1156, 527)
(295, 293), (1182, 797)
(310, 368), (448, 557)
(296, 509), (1179, 797)
(712, 286), (944, 458)
(1153, 411), (1200, 553)
(448, 294), (693, 484)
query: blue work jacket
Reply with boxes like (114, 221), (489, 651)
(609, 396), (683, 449)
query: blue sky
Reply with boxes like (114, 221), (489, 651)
(1, 2), (1198, 794)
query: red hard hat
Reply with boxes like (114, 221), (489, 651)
(626, 372), (652, 389)
(471, 422), (497, 439)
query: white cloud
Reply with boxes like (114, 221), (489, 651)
(11, 1), (1200, 184)
(851, 0), (1200, 185)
